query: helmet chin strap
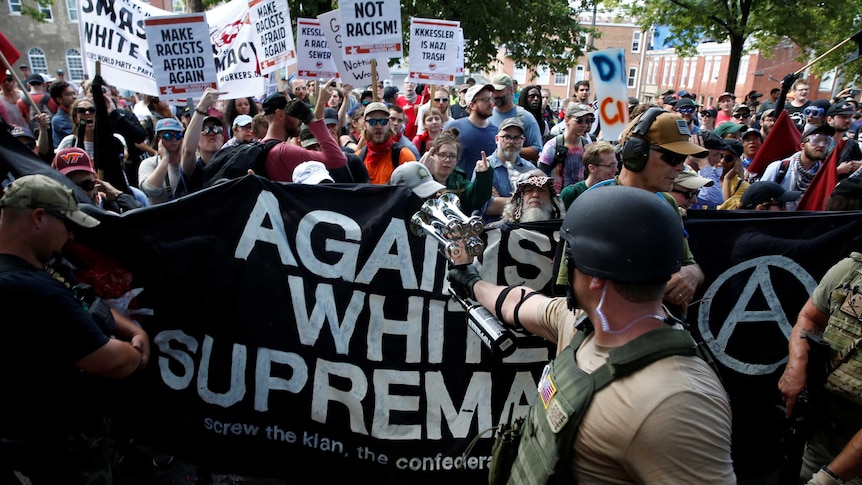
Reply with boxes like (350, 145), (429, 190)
(594, 281), (666, 335)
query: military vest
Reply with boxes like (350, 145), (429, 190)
(502, 327), (701, 485)
(823, 252), (862, 406)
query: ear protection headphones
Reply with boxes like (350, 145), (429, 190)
(620, 107), (668, 172)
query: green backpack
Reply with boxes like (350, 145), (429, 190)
(490, 326), (706, 485)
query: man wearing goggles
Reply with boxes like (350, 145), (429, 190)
(759, 125), (835, 209)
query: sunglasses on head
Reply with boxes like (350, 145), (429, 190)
(201, 125), (224, 135)
(677, 107), (695, 114)
(652, 146), (688, 166)
(76, 107), (96, 115)
(159, 131), (184, 141)
(366, 118), (389, 126)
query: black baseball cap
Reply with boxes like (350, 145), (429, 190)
(741, 181), (801, 209)
(262, 93), (288, 115)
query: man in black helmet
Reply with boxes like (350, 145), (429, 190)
(448, 185), (734, 484)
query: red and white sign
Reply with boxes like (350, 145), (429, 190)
(407, 18), (459, 85)
(248, 0), (296, 75)
(144, 14), (217, 102)
(295, 18), (339, 81)
(339, 0), (402, 60)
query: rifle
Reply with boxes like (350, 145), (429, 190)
(776, 333), (833, 485)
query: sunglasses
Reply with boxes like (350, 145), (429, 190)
(159, 131), (184, 141)
(3, 77), (13, 83)
(732, 113), (750, 119)
(652, 146), (688, 166)
(77, 179), (97, 191)
(366, 118), (389, 126)
(434, 98), (449, 103)
(803, 107), (824, 117)
(76, 107), (96, 115)
(672, 188), (699, 199)
(201, 125), (224, 135)
(361, 100), (371, 106)
(677, 107), (695, 114)
(575, 117), (595, 124)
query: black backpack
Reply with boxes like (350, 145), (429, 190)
(202, 139), (280, 187)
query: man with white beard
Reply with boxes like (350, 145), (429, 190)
(479, 117), (539, 224)
(498, 172), (564, 225)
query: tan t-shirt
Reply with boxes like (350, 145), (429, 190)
(536, 298), (736, 484)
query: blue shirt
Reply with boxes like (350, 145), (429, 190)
(51, 109), (73, 149)
(478, 152), (537, 223)
(443, 117), (498, 176)
(490, 106), (542, 155)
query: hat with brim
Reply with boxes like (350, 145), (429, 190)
(714, 122), (747, 137)
(52, 147), (96, 176)
(675, 167), (714, 189)
(389, 161), (446, 198)
(639, 112), (709, 157)
(741, 181), (801, 209)
(292, 161), (334, 184)
(233, 114), (253, 127)
(801, 124), (836, 140)
(0, 174), (99, 228)
(323, 107), (340, 125)
(364, 102), (390, 117)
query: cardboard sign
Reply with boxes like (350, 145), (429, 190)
(407, 18), (459, 85)
(205, 0), (266, 99)
(339, 0), (402, 60)
(145, 14), (218, 103)
(295, 18), (339, 81)
(248, 0), (296, 75)
(587, 49), (630, 142)
(317, 9), (391, 85)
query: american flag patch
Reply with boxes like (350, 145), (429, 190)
(539, 373), (557, 409)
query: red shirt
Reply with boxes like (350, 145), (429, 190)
(264, 119), (347, 182)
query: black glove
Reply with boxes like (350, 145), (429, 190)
(781, 72), (800, 91)
(286, 100), (314, 124)
(448, 264), (481, 300)
(415, 83), (426, 96)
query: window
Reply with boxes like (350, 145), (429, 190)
(648, 58), (658, 85)
(28, 48), (48, 75)
(632, 31), (642, 53)
(39, 3), (53, 20)
(820, 69), (836, 92)
(574, 65), (585, 82)
(661, 58), (670, 87)
(627, 67), (637, 88)
(702, 58), (712, 83)
(687, 58), (697, 87)
(534, 66), (550, 85)
(711, 56), (722, 81)
(554, 72), (568, 86)
(172, 0), (185, 12)
(65, 49), (84, 81)
(8, 0), (21, 14)
(736, 55), (750, 85)
(512, 66), (527, 85)
(680, 59), (690, 88)
(66, 0), (77, 21)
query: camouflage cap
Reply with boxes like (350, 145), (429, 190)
(0, 174), (99, 228)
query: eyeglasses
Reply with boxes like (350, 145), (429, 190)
(436, 152), (458, 161)
(672, 188), (699, 199)
(803, 107), (824, 117)
(159, 131), (184, 141)
(677, 107), (695, 114)
(434, 98), (449, 103)
(500, 134), (525, 142)
(473, 96), (493, 103)
(201, 125), (224, 135)
(652, 146), (688, 166)
(595, 162), (618, 168)
(77, 179), (97, 191)
(75, 107), (96, 115)
(575, 117), (595, 124)
(732, 113), (750, 119)
(804, 135), (831, 146)
(366, 118), (389, 126)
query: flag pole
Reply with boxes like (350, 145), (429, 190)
(795, 34), (858, 75)
(0, 48), (42, 116)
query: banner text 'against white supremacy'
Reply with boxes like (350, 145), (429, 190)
(150, 190), (547, 441)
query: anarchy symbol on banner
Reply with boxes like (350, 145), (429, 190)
(697, 255), (818, 376)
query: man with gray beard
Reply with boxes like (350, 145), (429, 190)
(498, 172), (564, 225)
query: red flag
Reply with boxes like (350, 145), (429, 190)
(796, 139), (844, 211)
(0, 31), (21, 67)
(747, 110), (802, 177)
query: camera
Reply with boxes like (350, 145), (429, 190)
(73, 283), (117, 334)
(850, 88), (860, 97)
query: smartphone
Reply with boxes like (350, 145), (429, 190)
(851, 88), (860, 97)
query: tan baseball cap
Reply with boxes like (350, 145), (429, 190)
(0, 174), (99, 228)
(622, 111), (708, 157)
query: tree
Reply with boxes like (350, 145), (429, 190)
(605, 0), (862, 92)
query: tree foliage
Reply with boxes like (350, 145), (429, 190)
(604, 0), (862, 91)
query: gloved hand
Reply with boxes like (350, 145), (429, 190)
(781, 72), (800, 91)
(287, 99), (314, 124)
(448, 264), (481, 300)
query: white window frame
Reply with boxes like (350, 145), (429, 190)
(702, 58), (712, 83)
(627, 67), (637, 88)
(65, 48), (84, 82)
(8, 0), (22, 14)
(534, 66), (550, 86)
(554, 72), (568, 86)
(39, 3), (53, 21)
(632, 31), (642, 53)
(574, 65), (585, 83)
(711, 56), (722, 81)
(66, 0), (77, 21)
(687, 58), (697, 87)
(28, 48), (49, 75)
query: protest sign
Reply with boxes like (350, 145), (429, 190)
(587, 48), (631, 142)
(318, 9), (391, 85)
(296, 18), (340, 81)
(77, 0), (167, 95)
(144, 14), (217, 103)
(339, 0), (402, 60)
(248, 0), (296, 75)
(455, 29), (464, 76)
(206, 0), (267, 99)
(407, 18), (459, 85)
